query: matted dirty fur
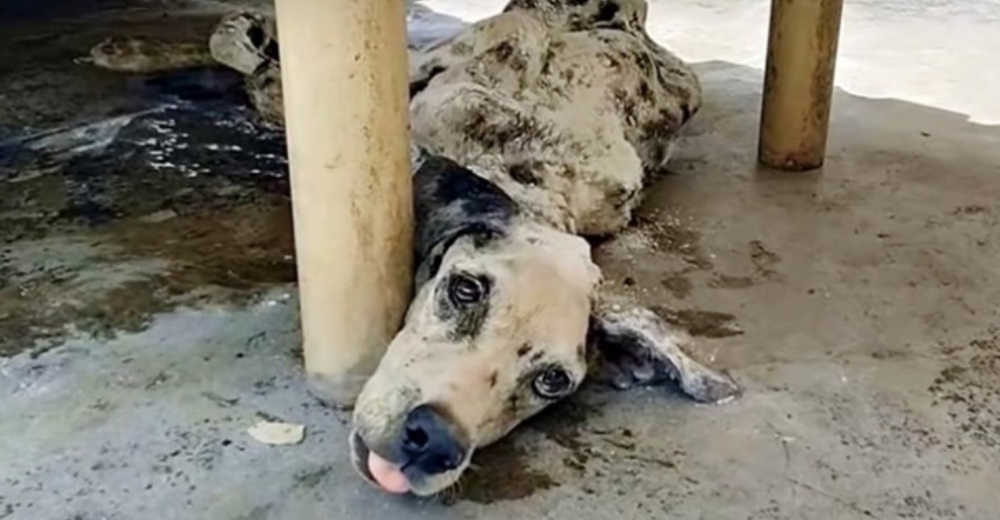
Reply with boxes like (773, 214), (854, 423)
(86, 0), (740, 498)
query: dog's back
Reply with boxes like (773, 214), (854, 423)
(408, 0), (701, 237)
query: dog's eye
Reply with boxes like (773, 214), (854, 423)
(247, 25), (265, 48)
(532, 366), (574, 399)
(448, 274), (486, 305)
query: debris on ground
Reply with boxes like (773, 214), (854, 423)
(247, 421), (306, 446)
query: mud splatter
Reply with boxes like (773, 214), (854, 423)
(637, 215), (713, 270)
(952, 204), (988, 216)
(527, 396), (600, 456)
(928, 326), (1000, 448)
(709, 273), (755, 289)
(293, 466), (333, 490)
(749, 240), (780, 279)
(653, 307), (743, 338)
(456, 395), (606, 504)
(458, 440), (557, 504)
(661, 272), (692, 299)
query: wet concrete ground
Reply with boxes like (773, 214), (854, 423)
(2, 1), (999, 519)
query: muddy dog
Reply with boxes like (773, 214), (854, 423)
(88, 0), (742, 498)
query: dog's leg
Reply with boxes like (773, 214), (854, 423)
(82, 36), (216, 74)
(208, 11), (278, 75)
(83, 10), (275, 75)
(588, 298), (742, 404)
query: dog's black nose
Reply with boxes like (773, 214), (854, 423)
(399, 404), (467, 475)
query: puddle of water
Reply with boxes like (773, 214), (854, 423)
(1, 60), (295, 357)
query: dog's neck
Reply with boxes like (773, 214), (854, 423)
(410, 144), (579, 235)
(503, 0), (648, 32)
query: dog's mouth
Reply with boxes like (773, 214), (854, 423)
(349, 431), (412, 495)
(349, 431), (377, 483)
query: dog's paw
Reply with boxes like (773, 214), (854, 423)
(677, 368), (742, 404)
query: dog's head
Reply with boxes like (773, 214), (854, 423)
(350, 155), (598, 495)
(350, 155), (714, 496)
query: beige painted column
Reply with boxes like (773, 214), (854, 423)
(758, 0), (844, 171)
(275, 0), (413, 406)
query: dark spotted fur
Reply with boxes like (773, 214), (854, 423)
(413, 155), (518, 285)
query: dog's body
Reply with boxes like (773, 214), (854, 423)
(407, 0), (700, 237)
(89, 0), (741, 498)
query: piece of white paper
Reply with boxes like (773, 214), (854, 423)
(247, 421), (305, 446)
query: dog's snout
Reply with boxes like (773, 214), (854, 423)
(400, 404), (466, 475)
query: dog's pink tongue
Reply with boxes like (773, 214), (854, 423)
(368, 452), (410, 494)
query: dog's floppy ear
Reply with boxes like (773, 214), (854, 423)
(586, 308), (742, 404)
(413, 155), (518, 286)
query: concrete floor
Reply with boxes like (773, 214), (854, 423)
(2, 1), (999, 519)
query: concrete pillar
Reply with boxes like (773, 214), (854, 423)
(275, 0), (413, 406)
(758, 0), (844, 171)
